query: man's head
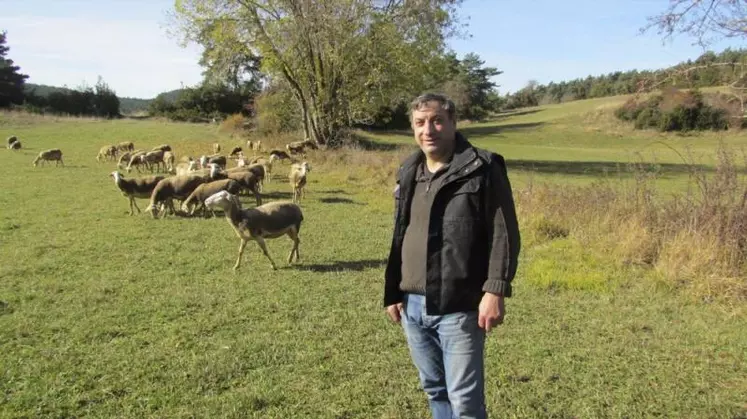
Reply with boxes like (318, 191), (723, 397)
(409, 93), (457, 160)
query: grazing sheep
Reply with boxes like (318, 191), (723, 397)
(7, 136), (18, 147)
(97, 145), (118, 162)
(117, 141), (135, 152)
(125, 150), (149, 173)
(181, 178), (242, 217)
(110, 171), (167, 215)
(152, 144), (172, 152)
(269, 149), (292, 162)
(118, 149), (144, 170)
(8, 140), (21, 150)
(289, 161), (311, 203)
(204, 190), (303, 270)
(211, 169), (263, 206)
(145, 166), (221, 219)
(229, 146), (242, 157)
(32, 149), (64, 167)
(213, 143), (221, 154)
(286, 138), (318, 155)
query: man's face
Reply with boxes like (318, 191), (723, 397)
(411, 101), (456, 158)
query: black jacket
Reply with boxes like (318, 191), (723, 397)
(384, 133), (520, 315)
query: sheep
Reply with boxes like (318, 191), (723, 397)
(118, 149), (144, 170)
(140, 149), (166, 172)
(211, 169), (263, 206)
(117, 141), (135, 152)
(253, 140), (262, 152)
(181, 178), (242, 217)
(124, 150), (149, 173)
(229, 146), (242, 157)
(110, 171), (167, 215)
(33, 149), (64, 167)
(97, 145), (118, 162)
(221, 163), (269, 190)
(269, 149), (292, 162)
(289, 161), (311, 203)
(204, 190), (303, 270)
(199, 154), (227, 169)
(213, 143), (221, 154)
(145, 166), (221, 219)
(246, 140), (253, 152)
(163, 150), (175, 173)
(286, 138), (318, 155)
(7, 136), (17, 147)
(8, 140), (21, 150)
(152, 144), (172, 152)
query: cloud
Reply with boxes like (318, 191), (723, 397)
(1, 15), (205, 98)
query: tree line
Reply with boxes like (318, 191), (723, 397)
(503, 48), (747, 109)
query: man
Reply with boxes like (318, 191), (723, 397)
(384, 93), (520, 419)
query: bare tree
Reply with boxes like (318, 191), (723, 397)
(637, 1), (747, 117)
(641, 0), (747, 48)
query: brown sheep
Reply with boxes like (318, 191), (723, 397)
(204, 190), (303, 270)
(110, 171), (167, 215)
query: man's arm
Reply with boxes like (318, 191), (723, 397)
(481, 153), (520, 298)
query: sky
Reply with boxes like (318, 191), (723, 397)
(1, 0), (744, 99)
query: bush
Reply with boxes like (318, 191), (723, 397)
(615, 89), (731, 132)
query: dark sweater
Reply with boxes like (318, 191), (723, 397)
(399, 161), (450, 294)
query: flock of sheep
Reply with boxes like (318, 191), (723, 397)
(8, 134), (319, 270)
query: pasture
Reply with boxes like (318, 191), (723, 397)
(1, 98), (746, 418)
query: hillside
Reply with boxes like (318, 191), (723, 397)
(22, 84), (187, 115)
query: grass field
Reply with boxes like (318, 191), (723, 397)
(1, 98), (745, 418)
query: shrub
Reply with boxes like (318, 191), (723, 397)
(615, 88), (732, 132)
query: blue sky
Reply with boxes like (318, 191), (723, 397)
(1, 0), (744, 99)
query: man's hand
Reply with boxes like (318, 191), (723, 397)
(386, 303), (404, 323)
(478, 292), (505, 332)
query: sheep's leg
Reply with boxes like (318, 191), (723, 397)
(287, 230), (300, 263)
(128, 197), (136, 216)
(234, 239), (247, 270)
(255, 237), (278, 270)
(253, 189), (262, 206)
(132, 198), (142, 214)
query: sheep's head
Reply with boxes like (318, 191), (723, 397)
(110, 171), (122, 182)
(205, 190), (241, 212)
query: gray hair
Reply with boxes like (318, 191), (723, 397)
(409, 93), (456, 122)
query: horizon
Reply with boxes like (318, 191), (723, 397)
(1, 0), (744, 100)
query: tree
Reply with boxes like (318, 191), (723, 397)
(642, 0), (747, 48)
(171, 0), (465, 147)
(93, 76), (121, 118)
(0, 31), (29, 108)
(642, 1), (747, 115)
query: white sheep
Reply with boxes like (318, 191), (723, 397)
(204, 190), (303, 270)
(33, 149), (64, 167)
(288, 161), (311, 203)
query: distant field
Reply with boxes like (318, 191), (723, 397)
(0, 103), (745, 418)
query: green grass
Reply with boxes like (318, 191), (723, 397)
(1, 103), (746, 418)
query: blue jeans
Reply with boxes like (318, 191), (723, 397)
(401, 293), (487, 419)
